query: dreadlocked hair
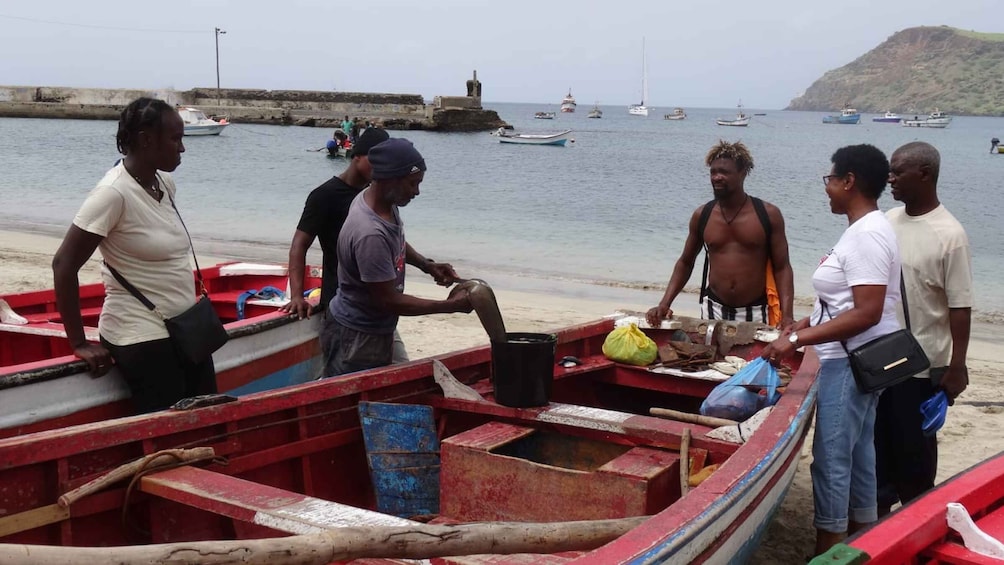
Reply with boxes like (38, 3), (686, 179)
(116, 98), (174, 155)
(704, 140), (754, 175)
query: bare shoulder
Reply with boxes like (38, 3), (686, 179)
(758, 199), (786, 225)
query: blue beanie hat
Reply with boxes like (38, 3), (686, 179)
(368, 138), (427, 179)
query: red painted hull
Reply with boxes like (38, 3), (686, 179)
(843, 451), (1004, 564)
(0, 318), (819, 563)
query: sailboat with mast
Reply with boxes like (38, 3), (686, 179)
(628, 38), (649, 116)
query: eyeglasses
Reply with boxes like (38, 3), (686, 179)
(822, 174), (844, 186)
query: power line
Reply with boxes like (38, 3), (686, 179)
(0, 12), (207, 34)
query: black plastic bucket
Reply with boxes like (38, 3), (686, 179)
(491, 332), (557, 407)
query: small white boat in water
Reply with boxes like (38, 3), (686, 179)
(716, 101), (751, 127)
(560, 89), (577, 113)
(628, 38), (650, 117)
(902, 108), (952, 128)
(587, 105), (602, 119)
(178, 106), (229, 136)
(497, 129), (573, 146)
(664, 107), (686, 120)
(534, 111), (556, 120)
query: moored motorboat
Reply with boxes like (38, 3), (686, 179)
(534, 111), (556, 120)
(823, 107), (861, 124)
(177, 106), (229, 136)
(0, 262), (323, 438)
(717, 101), (751, 126)
(812, 450), (1004, 564)
(664, 107), (687, 120)
(560, 89), (577, 113)
(0, 315), (819, 564)
(587, 104), (602, 119)
(872, 111), (902, 123)
(902, 108), (952, 128)
(497, 129), (573, 146)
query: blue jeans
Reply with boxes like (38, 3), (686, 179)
(811, 357), (881, 533)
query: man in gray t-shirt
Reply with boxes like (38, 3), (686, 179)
(322, 139), (472, 377)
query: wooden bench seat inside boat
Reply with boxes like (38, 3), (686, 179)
(140, 466), (420, 535)
(441, 421), (680, 522)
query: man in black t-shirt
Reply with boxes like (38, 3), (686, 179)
(282, 127), (389, 320)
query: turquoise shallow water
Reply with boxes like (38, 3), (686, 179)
(2, 104), (1003, 320)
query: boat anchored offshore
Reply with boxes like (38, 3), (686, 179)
(497, 129), (573, 146)
(872, 111), (902, 123)
(534, 111), (556, 120)
(716, 101), (751, 126)
(823, 106), (861, 124)
(664, 107), (687, 120)
(903, 108), (953, 128)
(587, 104), (602, 119)
(560, 89), (576, 113)
(628, 38), (650, 116)
(177, 106), (229, 136)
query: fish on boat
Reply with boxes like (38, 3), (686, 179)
(812, 450), (1004, 564)
(0, 315), (820, 564)
(0, 262), (323, 438)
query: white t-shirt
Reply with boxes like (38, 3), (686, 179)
(810, 210), (903, 360)
(887, 205), (974, 376)
(73, 164), (194, 346)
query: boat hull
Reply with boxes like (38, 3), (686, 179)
(821, 450), (1004, 564)
(716, 118), (751, 127)
(184, 124), (228, 136)
(629, 105), (649, 116)
(902, 119), (951, 128)
(823, 115), (861, 124)
(872, 117), (902, 123)
(498, 130), (572, 146)
(0, 263), (323, 437)
(0, 317), (820, 563)
(664, 115), (686, 120)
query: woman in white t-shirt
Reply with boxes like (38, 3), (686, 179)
(761, 144), (900, 557)
(52, 98), (216, 413)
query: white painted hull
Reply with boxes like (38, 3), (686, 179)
(498, 130), (572, 146)
(902, 118), (951, 128)
(629, 105), (650, 116)
(716, 117), (751, 127)
(184, 123), (228, 136)
(0, 314), (323, 432)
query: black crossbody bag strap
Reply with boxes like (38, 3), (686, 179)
(105, 174), (205, 313)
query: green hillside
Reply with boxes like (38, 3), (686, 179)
(786, 26), (1004, 116)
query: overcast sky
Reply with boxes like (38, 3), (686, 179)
(1, 0), (999, 109)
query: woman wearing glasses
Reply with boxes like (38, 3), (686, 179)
(761, 144), (902, 557)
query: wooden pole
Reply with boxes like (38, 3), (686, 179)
(0, 516), (648, 565)
(680, 428), (691, 496)
(649, 407), (738, 428)
(58, 447), (216, 508)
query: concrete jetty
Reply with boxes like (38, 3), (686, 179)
(0, 71), (507, 132)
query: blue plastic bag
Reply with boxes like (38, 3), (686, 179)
(700, 358), (782, 421)
(920, 390), (948, 437)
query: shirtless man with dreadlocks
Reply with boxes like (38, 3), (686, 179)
(646, 140), (795, 327)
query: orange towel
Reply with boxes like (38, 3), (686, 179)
(765, 259), (781, 327)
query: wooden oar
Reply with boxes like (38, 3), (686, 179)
(0, 516), (649, 564)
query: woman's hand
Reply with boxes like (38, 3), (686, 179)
(760, 337), (796, 365)
(73, 342), (114, 377)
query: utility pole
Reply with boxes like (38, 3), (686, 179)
(215, 27), (226, 106)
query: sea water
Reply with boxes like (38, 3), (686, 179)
(1, 104), (1002, 321)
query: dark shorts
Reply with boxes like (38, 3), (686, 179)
(702, 289), (769, 323)
(319, 317), (404, 378)
(101, 336), (217, 414)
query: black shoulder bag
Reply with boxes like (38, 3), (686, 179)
(106, 186), (228, 364)
(819, 273), (929, 393)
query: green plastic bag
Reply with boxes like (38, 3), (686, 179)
(602, 323), (658, 366)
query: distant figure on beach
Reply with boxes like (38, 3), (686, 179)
(992, 137), (1000, 153)
(761, 144), (899, 557)
(281, 128), (396, 371)
(878, 141), (973, 515)
(350, 117), (362, 143)
(52, 97), (216, 413)
(322, 138), (472, 377)
(646, 140), (794, 327)
(341, 115), (353, 137)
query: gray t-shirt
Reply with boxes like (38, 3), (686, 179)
(329, 191), (406, 333)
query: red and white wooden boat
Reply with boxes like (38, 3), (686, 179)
(0, 317), (819, 563)
(0, 262), (323, 438)
(815, 451), (1004, 564)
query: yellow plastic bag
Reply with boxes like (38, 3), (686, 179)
(602, 323), (658, 366)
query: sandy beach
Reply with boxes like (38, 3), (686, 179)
(3, 228), (1003, 563)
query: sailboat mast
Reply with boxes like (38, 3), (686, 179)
(641, 37), (648, 106)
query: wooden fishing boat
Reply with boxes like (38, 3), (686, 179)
(716, 101), (750, 127)
(0, 316), (819, 563)
(813, 450), (1004, 564)
(498, 129), (573, 146)
(0, 262), (323, 439)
